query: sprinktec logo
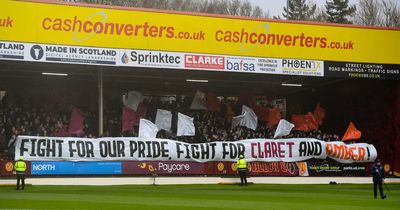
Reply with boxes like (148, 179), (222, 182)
(121, 52), (129, 64)
(129, 51), (181, 65)
(30, 45), (44, 60)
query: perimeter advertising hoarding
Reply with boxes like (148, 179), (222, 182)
(122, 161), (205, 175)
(0, 160), (31, 176)
(324, 61), (400, 80)
(1, 40), (325, 77)
(307, 161), (366, 176)
(0, 160), (364, 176)
(0, 0), (399, 66)
(30, 161), (122, 175)
(120, 49), (184, 69)
(212, 161), (299, 176)
(123, 161), (299, 176)
(0, 41), (117, 65)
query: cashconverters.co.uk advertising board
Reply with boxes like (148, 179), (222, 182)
(0, 0), (399, 79)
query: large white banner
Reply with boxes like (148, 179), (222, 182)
(15, 136), (376, 163)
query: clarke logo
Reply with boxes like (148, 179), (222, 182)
(30, 45), (44, 60)
(185, 54), (224, 70)
(226, 59), (256, 71)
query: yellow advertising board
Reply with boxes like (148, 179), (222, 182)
(0, 0), (399, 64)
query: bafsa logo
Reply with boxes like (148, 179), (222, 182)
(226, 59), (255, 71)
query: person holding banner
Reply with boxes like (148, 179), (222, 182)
(371, 159), (386, 199)
(14, 156), (27, 190)
(236, 154), (248, 186)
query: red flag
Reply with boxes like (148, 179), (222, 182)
(291, 114), (309, 131)
(68, 107), (85, 135)
(122, 106), (136, 132)
(304, 112), (319, 131)
(313, 103), (326, 126)
(57, 125), (68, 137)
(267, 107), (281, 127)
(226, 102), (235, 123)
(122, 103), (147, 132)
(207, 92), (220, 112)
(251, 103), (269, 122)
(135, 102), (147, 124)
(342, 122), (362, 141)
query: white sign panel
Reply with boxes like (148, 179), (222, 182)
(0, 41), (324, 77)
(118, 49), (183, 69)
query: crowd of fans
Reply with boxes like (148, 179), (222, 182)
(0, 92), (341, 160)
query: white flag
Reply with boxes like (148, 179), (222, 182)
(241, 105), (258, 130)
(0, 91), (6, 101)
(177, 113), (195, 136)
(138, 119), (159, 138)
(274, 119), (295, 138)
(124, 91), (143, 111)
(190, 90), (207, 110)
(155, 109), (172, 131)
(231, 113), (245, 129)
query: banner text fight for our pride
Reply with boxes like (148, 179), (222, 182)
(15, 136), (376, 163)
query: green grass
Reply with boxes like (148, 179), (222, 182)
(0, 184), (398, 210)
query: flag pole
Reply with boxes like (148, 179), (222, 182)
(98, 68), (103, 136)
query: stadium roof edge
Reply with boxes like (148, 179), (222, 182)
(18, 0), (400, 31)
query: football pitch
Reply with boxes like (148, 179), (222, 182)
(0, 184), (398, 210)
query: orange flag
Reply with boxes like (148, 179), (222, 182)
(291, 113), (318, 132)
(342, 122), (362, 141)
(267, 107), (281, 127)
(313, 103), (326, 126)
(252, 103), (269, 122)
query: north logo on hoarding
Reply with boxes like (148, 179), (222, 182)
(226, 59), (255, 71)
(32, 164), (56, 171)
(30, 45), (44, 60)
